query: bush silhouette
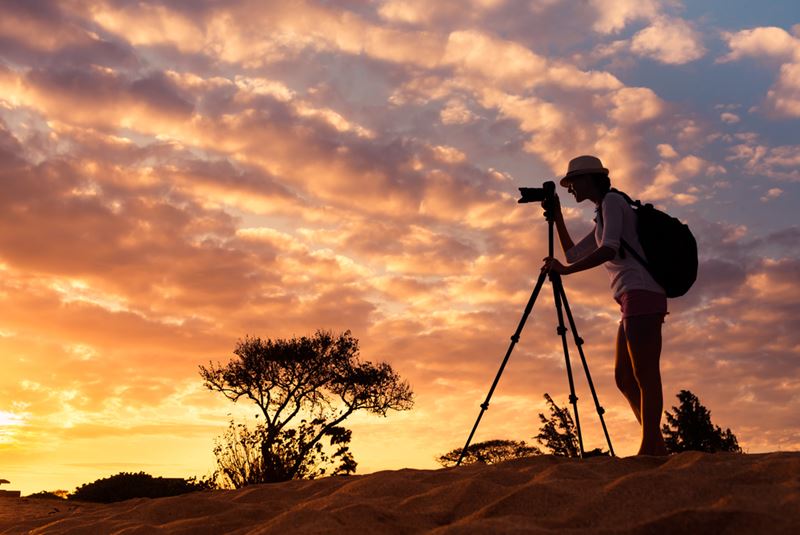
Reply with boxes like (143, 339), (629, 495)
(534, 393), (581, 457)
(437, 439), (541, 467)
(26, 490), (68, 500)
(662, 389), (742, 453)
(70, 472), (202, 503)
(438, 393), (609, 466)
(201, 330), (414, 487)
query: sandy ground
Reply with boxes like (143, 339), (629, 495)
(2, 451), (798, 534)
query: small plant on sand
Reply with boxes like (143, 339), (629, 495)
(534, 393), (581, 457)
(662, 390), (742, 453)
(437, 439), (541, 467)
(201, 330), (414, 487)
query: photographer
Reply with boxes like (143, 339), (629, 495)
(542, 155), (668, 456)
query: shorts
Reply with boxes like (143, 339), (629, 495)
(615, 290), (668, 321)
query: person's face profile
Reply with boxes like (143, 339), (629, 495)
(565, 176), (588, 201)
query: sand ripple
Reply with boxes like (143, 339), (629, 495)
(3, 451), (798, 534)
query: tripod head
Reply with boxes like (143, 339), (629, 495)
(518, 181), (558, 221)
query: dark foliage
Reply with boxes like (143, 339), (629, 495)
(70, 472), (203, 503)
(534, 393), (580, 457)
(439, 394), (610, 467)
(25, 490), (68, 500)
(213, 418), (357, 488)
(200, 330), (414, 487)
(437, 439), (541, 467)
(662, 390), (743, 453)
(533, 393), (609, 457)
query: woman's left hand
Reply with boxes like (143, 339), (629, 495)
(542, 257), (571, 274)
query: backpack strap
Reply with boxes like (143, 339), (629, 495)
(609, 187), (641, 208)
(620, 237), (651, 270)
(599, 190), (652, 270)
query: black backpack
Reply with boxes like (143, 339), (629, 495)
(602, 189), (698, 298)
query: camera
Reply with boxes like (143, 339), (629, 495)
(518, 180), (556, 203)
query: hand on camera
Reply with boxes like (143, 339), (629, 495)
(541, 194), (562, 219)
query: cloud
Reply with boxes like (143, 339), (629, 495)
(15, 67), (193, 131)
(378, 0), (505, 26)
(767, 62), (800, 117)
(92, 0), (450, 69)
(720, 112), (740, 124)
(589, 0), (661, 34)
(442, 30), (549, 92)
(721, 26), (799, 62)
(440, 98), (478, 125)
(90, 1), (207, 53)
(605, 87), (664, 123)
(641, 154), (725, 203)
(0, 1), (138, 71)
(727, 136), (800, 182)
(721, 27), (800, 118)
(70, 1), (673, 201)
(760, 188), (783, 202)
(630, 17), (706, 64)
(657, 143), (678, 159)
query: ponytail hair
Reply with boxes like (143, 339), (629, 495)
(588, 172), (611, 194)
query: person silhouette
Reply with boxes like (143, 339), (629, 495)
(542, 155), (668, 456)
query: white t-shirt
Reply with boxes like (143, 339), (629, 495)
(565, 192), (665, 299)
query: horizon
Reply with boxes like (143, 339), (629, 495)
(1, 1), (799, 495)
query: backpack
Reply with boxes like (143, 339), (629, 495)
(603, 189), (698, 298)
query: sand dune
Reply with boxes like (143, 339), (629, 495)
(3, 451), (799, 534)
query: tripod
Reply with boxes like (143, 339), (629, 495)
(456, 195), (615, 465)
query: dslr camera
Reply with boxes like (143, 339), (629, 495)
(518, 180), (556, 204)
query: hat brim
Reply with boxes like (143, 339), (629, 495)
(559, 168), (608, 187)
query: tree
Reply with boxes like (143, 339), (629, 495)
(437, 439), (541, 467)
(70, 472), (202, 503)
(534, 393), (580, 457)
(200, 330), (414, 487)
(662, 389), (742, 453)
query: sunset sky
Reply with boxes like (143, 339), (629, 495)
(1, 0), (799, 495)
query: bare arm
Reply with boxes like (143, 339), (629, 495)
(545, 195), (574, 253)
(561, 245), (616, 274)
(543, 245), (615, 275)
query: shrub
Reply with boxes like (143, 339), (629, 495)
(70, 472), (203, 503)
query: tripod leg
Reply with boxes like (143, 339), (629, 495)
(557, 282), (616, 456)
(456, 269), (549, 466)
(549, 272), (585, 458)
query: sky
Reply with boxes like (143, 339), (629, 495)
(0, 0), (798, 495)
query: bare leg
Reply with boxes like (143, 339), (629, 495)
(614, 322), (641, 424)
(623, 314), (667, 456)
